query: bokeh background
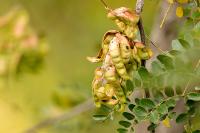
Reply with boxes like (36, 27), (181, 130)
(0, 0), (160, 133)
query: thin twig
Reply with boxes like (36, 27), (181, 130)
(138, 18), (146, 45)
(100, 0), (112, 11)
(160, 3), (173, 28)
(24, 99), (94, 133)
(135, 0), (145, 66)
(182, 59), (200, 96)
(145, 35), (165, 54)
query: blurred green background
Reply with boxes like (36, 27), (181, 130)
(0, 0), (160, 132)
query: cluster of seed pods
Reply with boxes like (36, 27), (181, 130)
(87, 7), (152, 111)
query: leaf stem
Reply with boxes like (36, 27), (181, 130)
(182, 59), (200, 96)
(160, 3), (173, 28)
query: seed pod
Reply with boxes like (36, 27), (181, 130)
(115, 85), (126, 103)
(138, 48), (150, 60)
(109, 37), (130, 80)
(125, 25), (138, 39)
(147, 48), (153, 57)
(92, 67), (104, 107)
(115, 19), (126, 31)
(107, 7), (139, 39)
(132, 46), (142, 67)
(116, 33), (132, 64)
(100, 84), (119, 106)
(104, 65), (117, 83)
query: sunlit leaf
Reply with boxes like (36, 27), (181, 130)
(150, 110), (159, 124)
(138, 67), (151, 81)
(165, 98), (176, 108)
(187, 92), (200, 101)
(133, 106), (147, 120)
(157, 103), (168, 115)
(157, 55), (174, 69)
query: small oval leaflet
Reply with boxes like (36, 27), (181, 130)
(123, 112), (135, 120)
(119, 120), (132, 128)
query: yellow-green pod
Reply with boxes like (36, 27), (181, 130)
(95, 86), (107, 99)
(104, 65), (117, 83)
(109, 37), (130, 80)
(116, 33), (132, 64)
(102, 30), (118, 57)
(125, 25), (138, 39)
(138, 47), (153, 60)
(132, 46), (141, 67)
(104, 84), (115, 98)
(147, 48), (153, 57)
(92, 67), (104, 107)
(138, 48), (149, 60)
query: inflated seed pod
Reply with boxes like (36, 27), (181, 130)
(116, 33), (132, 64)
(113, 84), (126, 112)
(132, 46), (142, 67)
(115, 19), (126, 31)
(124, 25), (138, 39)
(135, 42), (153, 60)
(101, 83), (126, 112)
(92, 67), (104, 107)
(98, 84), (118, 106)
(138, 48), (150, 60)
(147, 48), (153, 57)
(107, 7), (139, 39)
(104, 65), (117, 83)
(109, 37), (130, 80)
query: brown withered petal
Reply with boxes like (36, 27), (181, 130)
(107, 7), (139, 23)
